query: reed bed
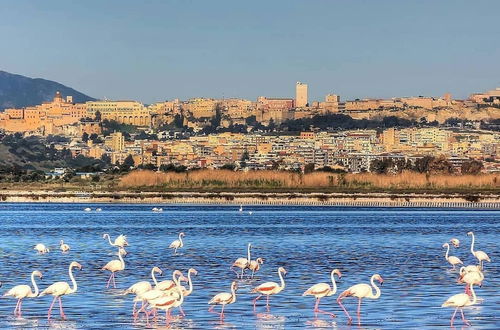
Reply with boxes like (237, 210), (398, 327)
(118, 170), (499, 190)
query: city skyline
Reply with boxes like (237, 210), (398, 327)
(1, 0), (499, 103)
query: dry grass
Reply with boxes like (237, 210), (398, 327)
(118, 170), (499, 190)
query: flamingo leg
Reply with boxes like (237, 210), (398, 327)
(47, 296), (57, 320)
(241, 268), (244, 279)
(337, 297), (352, 325)
(14, 299), (20, 316)
(18, 299), (23, 317)
(220, 304), (225, 321)
(251, 270), (255, 279)
(253, 295), (262, 313)
(450, 307), (458, 327)
(313, 298), (320, 318)
(460, 308), (470, 326)
(106, 273), (113, 288)
(317, 297), (336, 320)
(112, 273), (117, 288)
(58, 297), (66, 319)
(266, 295), (270, 312)
(132, 301), (137, 317)
(166, 309), (171, 326)
(357, 298), (362, 326)
(179, 305), (186, 317)
(230, 266), (240, 278)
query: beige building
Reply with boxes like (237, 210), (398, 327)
(86, 100), (150, 126)
(105, 131), (125, 152)
(182, 98), (218, 118)
(295, 82), (308, 107)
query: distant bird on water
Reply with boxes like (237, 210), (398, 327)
(60, 240), (70, 253)
(337, 274), (383, 326)
(450, 238), (460, 248)
(251, 267), (287, 313)
(169, 232), (185, 254)
(39, 261), (82, 320)
(4, 271), (41, 317)
(34, 243), (49, 254)
(208, 281), (238, 321)
(303, 269), (342, 318)
(442, 243), (463, 270)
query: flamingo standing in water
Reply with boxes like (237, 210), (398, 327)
(248, 257), (264, 279)
(169, 232), (185, 254)
(208, 281), (238, 321)
(34, 243), (49, 254)
(146, 272), (187, 325)
(124, 266), (162, 316)
(60, 240), (70, 252)
(467, 231), (491, 270)
(102, 249), (126, 288)
(4, 270), (42, 317)
(337, 274), (383, 325)
(232, 243), (251, 279)
(458, 266), (484, 295)
(39, 261), (82, 320)
(168, 268), (198, 317)
(442, 243), (463, 270)
(303, 269), (342, 319)
(103, 233), (128, 249)
(251, 267), (287, 313)
(156, 270), (186, 293)
(450, 238), (460, 248)
(442, 283), (477, 327)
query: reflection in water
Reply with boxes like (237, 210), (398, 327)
(0, 204), (497, 329)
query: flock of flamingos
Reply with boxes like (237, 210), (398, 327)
(3, 226), (491, 327)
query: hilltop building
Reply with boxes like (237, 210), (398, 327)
(295, 82), (308, 107)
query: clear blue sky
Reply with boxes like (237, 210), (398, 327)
(1, 0), (499, 103)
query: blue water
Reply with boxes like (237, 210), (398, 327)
(0, 203), (497, 329)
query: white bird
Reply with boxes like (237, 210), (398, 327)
(467, 231), (491, 270)
(248, 257), (264, 278)
(458, 266), (484, 295)
(102, 249), (126, 288)
(251, 267), (287, 313)
(443, 243), (463, 270)
(169, 232), (185, 254)
(4, 270), (42, 317)
(34, 243), (49, 254)
(442, 283), (477, 327)
(60, 240), (70, 252)
(450, 238), (460, 248)
(231, 243), (251, 278)
(39, 261), (82, 320)
(303, 269), (342, 318)
(103, 233), (129, 248)
(96, 208), (102, 212)
(84, 207), (91, 212)
(147, 271), (186, 326)
(124, 266), (162, 316)
(208, 281), (238, 321)
(156, 270), (186, 292)
(239, 205), (243, 212)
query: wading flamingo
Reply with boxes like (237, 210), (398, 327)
(102, 233), (129, 248)
(169, 232), (185, 254)
(39, 261), (82, 320)
(145, 272), (187, 325)
(251, 267), (287, 313)
(60, 240), (70, 252)
(156, 270), (186, 292)
(124, 266), (162, 316)
(467, 232), (491, 270)
(450, 238), (460, 248)
(34, 243), (49, 254)
(4, 270), (42, 317)
(208, 281), (238, 321)
(303, 269), (342, 319)
(458, 266), (484, 296)
(337, 274), (383, 326)
(442, 283), (477, 327)
(102, 249), (125, 288)
(248, 257), (264, 279)
(443, 243), (463, 270)
(169, 268), (198, 317)
(231, 243), (251, 278)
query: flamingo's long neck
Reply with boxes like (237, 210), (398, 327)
(444, 243), (450, 260)
(369, 275), (381, 299)
(179, 234), (183, 247)
(247, 244), (251, 263)
(174, 273), (184, 305)
(104, 234), (114, 246)
(278, 269), (286, 291)
(186, 271), (194, 295)
(469, 284), (477, 305)
(151, 269), (159, 286)
(470, 233), (476, 255)
(231, 284), (237, 303)
(29, 272), (39, 297)
(328, 271), (338, 296)
(118, 251), (125, 269)
(69, 265), (78, 293)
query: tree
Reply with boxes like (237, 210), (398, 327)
(370, 159), (393, 174)
(82, 132), (89, 143)
(121, 155), (135, 171)
(304, 163), (315, 174)
(428, 155), (454, 174)
(461, 160), (483, 175)
(413, 156), (434, 173)
(94, 110), (102, 122)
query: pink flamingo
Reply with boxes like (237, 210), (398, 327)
(102, 249), (125, 288)
(337, 274), (383, 325)
(208, 281), (238, 321)
(303, 269), (341, 319)
(4, 271), (41, 317)
(442, 283), (477, 327)
(251, 267), (286, 313)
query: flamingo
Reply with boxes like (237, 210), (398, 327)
(156, 270), (186, 292)
(4, 270), (42, 317)
(442, 283), (477, 327)
(442, 243), (463, 270)
(148, 272), (185, 326)
(39, 261), (82, 320)
(34, 243), (49, 254)
(84, 207), (91, 212)
(467, 231), (491, 270)
(169, 268), (198, 317)
(450, 238), (460, 248)
(102, 233), (129, 248)
(458, 266), (484, 295)
(60, 240), (70, 253)
(169, 232), (185, 254)
(124, 266), (162, 316)
(208, 281), (238, 321)
(303, 269), (342, 319)
(231, 243), (251, 279)
(248, 257), (264, 279)
(102, 249), (126, 288)
(251, 267), (287, 313)
(337, 274), (383, 326)
(239, 204), (243, 212)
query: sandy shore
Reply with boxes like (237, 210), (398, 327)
(0, 190), (499, 208)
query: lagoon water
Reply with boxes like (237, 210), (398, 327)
(0, 203), (497, 329)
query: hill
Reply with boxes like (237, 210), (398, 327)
(0, 70), (95, 110)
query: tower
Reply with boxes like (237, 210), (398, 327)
(295, 82), (308, 107)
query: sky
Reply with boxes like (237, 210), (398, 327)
(1, 0), (499, 104)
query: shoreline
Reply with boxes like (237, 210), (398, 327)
(1, 190), (499, 209)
